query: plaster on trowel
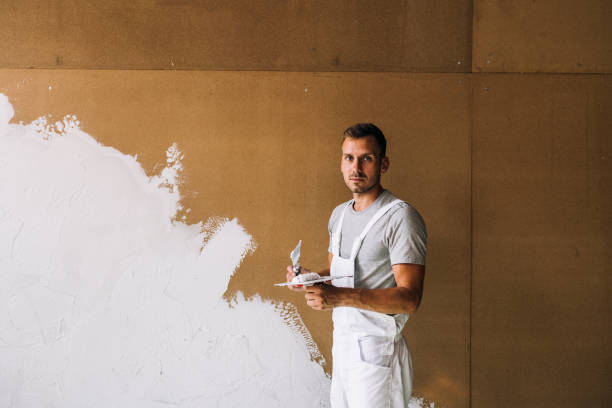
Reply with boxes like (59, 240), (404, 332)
(274, 240), (352, 287)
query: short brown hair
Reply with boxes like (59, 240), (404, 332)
(343, 123), (387, 158)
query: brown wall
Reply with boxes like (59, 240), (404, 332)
(1, 1), (610, 407)
(472, 74), (611, 407)
(0, 0), (472, 72)
(473, 0), (612, 73)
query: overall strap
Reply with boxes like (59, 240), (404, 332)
(331, 200), (353, 256)
(349, 199), (404, 259)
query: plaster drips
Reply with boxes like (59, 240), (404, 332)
(0, 94), (331, 407)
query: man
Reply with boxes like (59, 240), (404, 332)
(285, 123), (427, 408)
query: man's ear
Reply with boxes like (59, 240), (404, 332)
(381, 156), (389, 173)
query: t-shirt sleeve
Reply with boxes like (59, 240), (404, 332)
(384, 204), (427, 265)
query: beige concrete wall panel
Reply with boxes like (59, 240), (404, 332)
(1, 70), (471, 406)
(0, 0), (472, 72)
(473, 1), (612, 73)
(472, 74), (612, 407)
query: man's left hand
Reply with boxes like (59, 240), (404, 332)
(304, 284), (339, 311)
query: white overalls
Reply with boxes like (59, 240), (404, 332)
(329, 199), (413, 408)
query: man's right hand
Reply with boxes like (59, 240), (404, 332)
(285, 265), (311, 291)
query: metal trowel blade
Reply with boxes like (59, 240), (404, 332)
(290, 240), (302, 274)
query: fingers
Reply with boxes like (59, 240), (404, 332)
(304, 284), (335, 310)
(305, 293), (323, 310)
(305, 297), (329, 311)
(285, 265), (305, 291)
(304, 286), (330, 310)
(286, 265), (296, 279)
(286, 265), (297, 285)
(286, 265), (312, 276)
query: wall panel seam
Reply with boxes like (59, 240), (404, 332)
(469, 6), (474, 407)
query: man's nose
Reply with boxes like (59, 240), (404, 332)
(354, 158), (364, 171)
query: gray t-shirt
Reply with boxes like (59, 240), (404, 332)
(328, 190), (427, 289)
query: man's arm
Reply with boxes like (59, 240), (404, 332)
(304, 263), (425, 314)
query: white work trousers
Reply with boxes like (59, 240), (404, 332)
(330, 308), (413, 408)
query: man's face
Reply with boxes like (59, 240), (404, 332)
(340, 136), (388, 194)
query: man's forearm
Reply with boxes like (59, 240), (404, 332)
(330, 286), (421, 314)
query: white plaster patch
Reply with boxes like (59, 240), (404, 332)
(0, 94), (331, 407)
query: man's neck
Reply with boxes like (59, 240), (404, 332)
(352, 185), (384, 212)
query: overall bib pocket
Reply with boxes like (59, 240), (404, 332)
(357, 335), (394, 368)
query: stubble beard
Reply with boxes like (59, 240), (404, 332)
(345, 170), (381, 194)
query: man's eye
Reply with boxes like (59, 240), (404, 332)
(344, 156), (353, 161)
(363, 156), (373, 161)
